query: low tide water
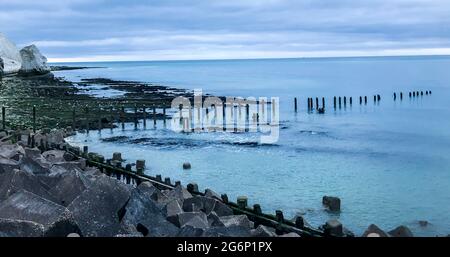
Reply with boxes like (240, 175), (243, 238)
(56, 56), (450, 236)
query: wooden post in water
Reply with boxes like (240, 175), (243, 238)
(121, 106), (125, 130)
(343, 96), (347, 106)
(315, 97), (319, 110)
(400, 92), (403, 100)
(322, 97), (325, 108)
(237, 196), (248, 209)
(338, 97), (342, 108)
(294, 97), (298, 112)
(333, 97), (337, 109)
(32, 106), (36, 133)
(349, 97), (352, 105)
(394, 92), (397, 101)
(134, 104), (138, 129)
(364, 96), (367, 104)
(143, 105), (146, 128)
(153, 105), (156, 127)
(163, 107), (166, 127)
(359, 96), (362, 105)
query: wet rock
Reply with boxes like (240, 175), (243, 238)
(0, 218), (44, 237)
(0, 157), (19, 174)
(177, 225), (205, 237)
(165, 185), (192, 205)
(205, 188), (221, 200)
(362, 224), (389, 237)
(49, 171), (91, 207)
(418, 220), (429, 227)
(388, 225), (414, 237)
(19, 155), (50, 175)
(183, 215), (209, 229)
(251, 225), (277, 237)
(0, 190), (80, 236)
(0, 144), (24, 160)
(207, 211), (225, 227)
(67, 233), (81, 237)
(182, 196), (233, 217)
(137, 181), (168, 204)
(19, 45), (51, 76)
(68, 175), (131, 237)
(323, 219), (343, 237)
(167, 212), (208, 228)
(279, 232), (301, 237)
(0, 169), (55, 202)
(162, 199), (183, 217)
(203, 226), (252, 237)
(322, 196), (341, 212)
(183, 162), (191, 170)
(120, 188), (179, 237)
(42, 150), (71, 163)
(219, 215), (252, 229)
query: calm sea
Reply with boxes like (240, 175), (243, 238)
(54, 56), (450, 236)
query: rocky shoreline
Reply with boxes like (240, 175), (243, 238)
(0, 129), (302, 237)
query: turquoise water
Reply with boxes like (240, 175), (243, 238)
(56, 56), (450, 236)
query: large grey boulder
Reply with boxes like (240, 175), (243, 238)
(203, 225), (252, 237)
(137, 181), (168, 205)
(0, 157), (19, 174)
(251, 225), (277, 237)
(0, 33), (21, 74)
(165, 185), (193, 205)
(119, 188), (179, 237)
(322, 196), (341, 212)
(0, 190), (81, 236)
(0, 169), (55, 202)
(182, 196), (233, 217)
(0, 218), (44, 237)
(362, 224), (389, 237)
(19, 45), (50, 76)
(219, 215), (253, 229)
(48, 171), (91, 207)
(167, 212), (208, 229)
(388, 225), (414, 237)
(67, 175), (132, 237)
(0, 144), (24, 161)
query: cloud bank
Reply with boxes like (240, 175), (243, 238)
(1, 0), (450, 62)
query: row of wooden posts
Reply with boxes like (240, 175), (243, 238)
(294, 90), (433, 112)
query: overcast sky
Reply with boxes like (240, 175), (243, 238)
(1, 0), (450, 62)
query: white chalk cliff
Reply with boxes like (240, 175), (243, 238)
(19, 45), (50, 75)
(0, 32), (22, 74)
(1, 33), (51, 76)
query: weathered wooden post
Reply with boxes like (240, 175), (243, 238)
(409, 92), (412, 97)
(136, 159), (145, 175)
(294, 97), (298, 112)
(143, 105), (147, 128)
(85, 106), (89, 133)
(134, 104), (138, 129)
(72, 107), (76, 130)
(343, 96), (347, 106)
(338, 97), (342, 107)
(83, 146), (88, 156)
(359, 96), (362, 105)
(400, 92), (403, 100)
(322, 97), (325, 108)
(253, 204), (262, 215)
(349, 97), (352, 105)
(153, 105), (157, 127)
(315, 97), (319, 110)
(364, 96), (367, 104)
(421, 91), (423, 96)
(2, 106), (5, 130)
(413, 91), (416, 97)
(237, 196), (248, 209)
(32, 106), (36, 133)
(373, 95), (376, 102)
(377, 95), (381, 101)
(275, 210), (284, 222)
(163, 107), (166, 126)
